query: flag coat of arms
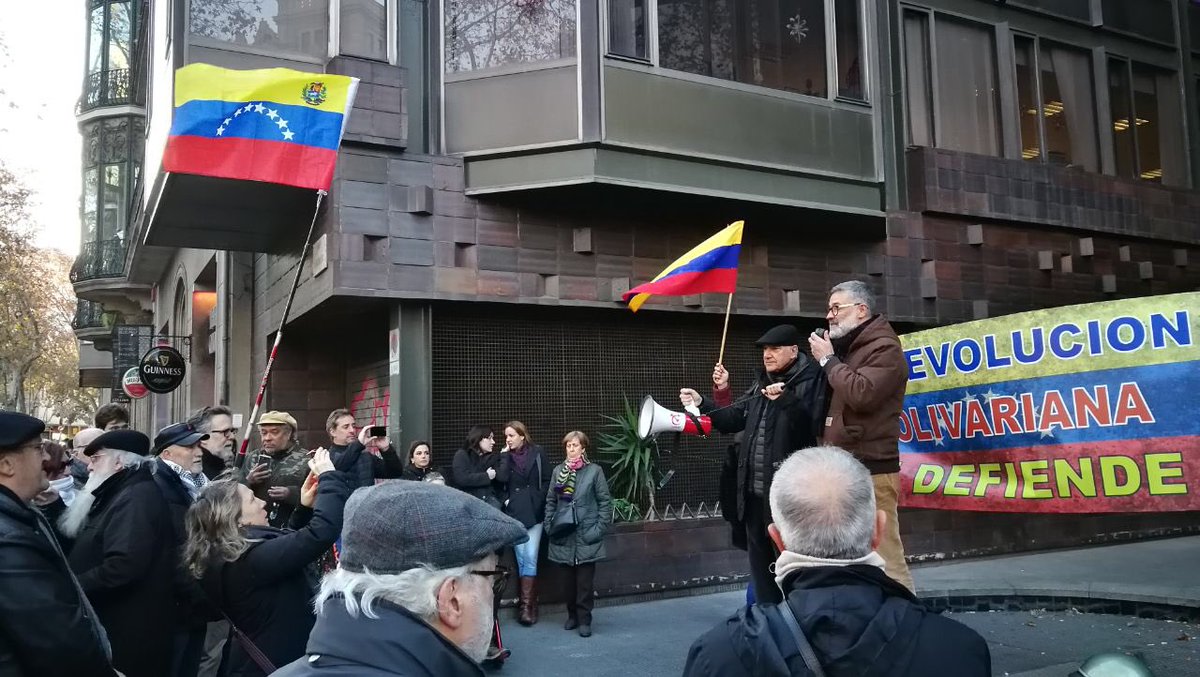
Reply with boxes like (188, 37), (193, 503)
(163, 64), (359, 191)
(623, 221), (744, 312)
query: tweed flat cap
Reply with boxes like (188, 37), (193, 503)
(755, 324), (801, 347)
(340, 481), (528, 574)
(257, 411), (298, 429)
(84, 430), (151, 457)
(0, 411), (45, 449)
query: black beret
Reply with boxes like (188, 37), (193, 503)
(755, 324), (801, 347)
(84, 430), (151, 457)
(0, 411), (45, 450)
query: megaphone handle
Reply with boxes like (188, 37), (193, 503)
(684, 411), (709, 438)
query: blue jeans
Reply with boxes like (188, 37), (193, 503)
(513, 523), (543, 577)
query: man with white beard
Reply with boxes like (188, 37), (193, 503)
(0, 411), (118, 676)
(273, 481), (529, 676)
(65, 430), (177, 677)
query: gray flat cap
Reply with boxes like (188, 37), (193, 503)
(340, 481), (528, 574)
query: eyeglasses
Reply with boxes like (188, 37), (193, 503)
(470, 565), (510, 595)
(827, 302), (863, 317)
(211, 427), (239, 437)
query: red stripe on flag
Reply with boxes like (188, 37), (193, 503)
(623, 268), (738, 302)
(163, 135), (339, 191)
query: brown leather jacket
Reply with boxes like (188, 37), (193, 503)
(820, 315), (908, 474)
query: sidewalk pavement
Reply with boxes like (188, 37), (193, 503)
(912, 535), (1200, 608)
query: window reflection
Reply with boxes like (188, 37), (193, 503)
(608, 0), (648, 60)
(444, 0), (578, 73)
(1039, 43), (1098, 171)
(901, 10), (933, 147)
(341, 0), (387, 61)
(189, 0), (331, 60)
(834, 0), (863, 100)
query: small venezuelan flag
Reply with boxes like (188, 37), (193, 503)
(163, 64), (359, 191)
(623, 221), (744, 312)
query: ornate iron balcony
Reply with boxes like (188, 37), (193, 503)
(80, 68), (142, 112)
(71, 238), (128, 283)
(72, 299), (107, 330)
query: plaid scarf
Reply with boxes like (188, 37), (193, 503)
(162, 458), (209, 499)
(554, 456), (586, 502)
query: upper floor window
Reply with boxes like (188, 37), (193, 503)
(340, 0), (389, 61)
(1108, 58), (1187, 185)
(81, 117), (144, 246)
(612, 0), (867, 102)
(84, 0), (136, 109)
(1014, 36), (1099, 172)
(189, 0), (330, 61)
(444, 0), (578, 73)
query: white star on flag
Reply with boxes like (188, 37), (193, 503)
(215, 126), (225, 136)
(276, 118), (288, 129)
(223, 118), (232, 126)
(1039, 426), (1056, 439)
(933, 435), (945, 447)
(982, 389), (1000, 402)
(960, 391), (976, 404)
(282, 130), (295, 141)
(266, 109), (279, 120)
(253, 103), (265, 113)
(233, 108), (242, 117)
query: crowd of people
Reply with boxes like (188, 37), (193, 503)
(0, 280), (994, 676)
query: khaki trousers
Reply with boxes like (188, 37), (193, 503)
(872, 472), (914, 593)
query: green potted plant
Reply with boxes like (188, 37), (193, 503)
(595, 395), (662, 519)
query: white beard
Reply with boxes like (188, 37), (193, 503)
(459, 588), (496, 663)
(829, 315), (865, 340)
(58, 468), (114, 538)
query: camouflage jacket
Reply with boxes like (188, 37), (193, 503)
(242, 441), (309, 528)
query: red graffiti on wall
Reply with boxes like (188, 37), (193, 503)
(349, 376), (390, 426)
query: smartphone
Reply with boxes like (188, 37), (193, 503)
(368, 426), (386, 438)
(255, 454), (273, 467)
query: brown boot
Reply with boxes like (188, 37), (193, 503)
(518, 577), (535, 626)
(527, 576), (539, 625)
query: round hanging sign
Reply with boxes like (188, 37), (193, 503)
(138, 345), (187, 394)
(121, 367), (149, 400)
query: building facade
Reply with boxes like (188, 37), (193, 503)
(75, 0), (1200, 556)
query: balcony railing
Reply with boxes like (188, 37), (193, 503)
(80, 68), (142, 113)
(71, 238), (128, 283)
(72, 299), (106, 330)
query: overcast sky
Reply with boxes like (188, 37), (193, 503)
(0, 6), (85, 255)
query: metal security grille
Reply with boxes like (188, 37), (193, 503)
(431, 303), (821, 510)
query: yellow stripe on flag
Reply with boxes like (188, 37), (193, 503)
(174, 63), (356, 115)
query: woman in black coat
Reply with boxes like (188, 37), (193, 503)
(184, 450), (351, 677)
(501, 421), (551, 625)
(450, 426), (508, 509)
(400, 440), (434, 481)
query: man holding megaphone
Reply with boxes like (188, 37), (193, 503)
(678, 324), (828, 605)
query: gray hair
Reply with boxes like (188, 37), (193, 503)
(830, 280), (875, 314)
(314, 558), (487, 621)
(188, 406), (233, 434)
(769, 446), (876, 559)
(103, 449), (147, 470)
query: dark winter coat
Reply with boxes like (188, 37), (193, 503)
(0, 485), (117, 677)
(451, 448), (509, 509)
(543, 462), (612, 566)
(682, 565), (992, 677)
(199, 472), (352, 677)
(700, 355), (828, 522)
(329, 441), (374, 489)
(149, 459), (217, 629)
(201, 449), (230, 481)
(272, 597), (485, 676)
(67, 464), (175, 677)
(400, 464), (434, 482)
(503, 445), (552, 529)
(372, 445), (406, 479)
(820, 314), (909, 474)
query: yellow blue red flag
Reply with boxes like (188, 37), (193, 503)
(163, 64), (359, 191)
(623, 221), (744, 312)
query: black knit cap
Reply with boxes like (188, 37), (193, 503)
(0, 411), (45, 450)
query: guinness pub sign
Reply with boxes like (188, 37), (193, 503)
(139, 345), (187, 394)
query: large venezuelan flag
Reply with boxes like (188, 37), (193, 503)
(623, 221), (744, 312)
(163, 64), (359, 191)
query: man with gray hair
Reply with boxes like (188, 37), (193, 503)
(273, 480), (529, 676)
(684, 447), (990, 676)
(808, 280), (913, 591)
(65, 430), (178, 677)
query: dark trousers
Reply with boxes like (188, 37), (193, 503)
(171, 625), (206, 677)
(744, 494), (783, 605)
(561, 562), (597, 625)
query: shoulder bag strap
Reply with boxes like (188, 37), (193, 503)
(773, 600), (828, 677)
(217, 562), (278, 675)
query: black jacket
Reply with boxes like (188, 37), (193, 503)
(400, 464), (433, 482)
(503, 445), (551, 529)
(372, 445), (406, 479)
(700, 356), (827, 522)
(683, 565), (991, 677)
(201, 449), (229, 480)
(67, 465), (175, 677)
(273, 597), (484, 676)
(0, 485), (116, 677)
(150, 459), (218, 628)
(451, 448), (509, 508)
(199, 472), (352, 677)
(329, 441), (374, 489)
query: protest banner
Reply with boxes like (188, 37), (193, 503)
(899, 292), (1198, 512)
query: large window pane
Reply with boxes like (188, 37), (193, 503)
(934, 17), (1001, 155)
(834, 0), (864, 100)
(108, 0), (132, 71)
(1101, 0), (1174, 45)
(89, 5), (105, 74)
(444, 0), (578, 73)
(189, 0), (331, 60)
(1131, 65), (1186, 185)
(101, 164), (127, 242)
(1014, 36), (1039, 161)
(657, 0), (827, 97)
(1108, 58), (1136, 178)
(608, 0), (648, 60)
(341, 0), (387, 61)
(901, 10), (933, 146)
(83, 168), (99, 245)
(1040, 43), (1098, 171)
